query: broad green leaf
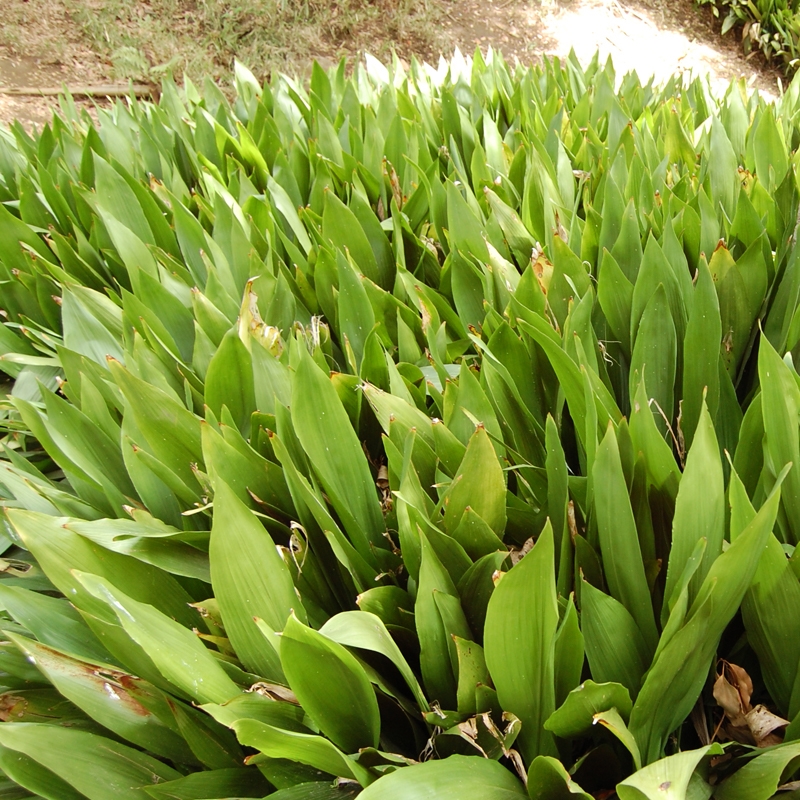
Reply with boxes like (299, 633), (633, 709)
(230, 719), (374, 785)
(714, 741), (800, 800)
(447, 181), (489, 264)
(598, 250), (634, 356)
(593, 424), (658, 652)
(322, 190), (380, 285)
(76, 572), (240, 704)
(527, 756), (593, 800)
(753, 106), (788, 192)
(5, 510), (197, 628)
(143, 768), (271, 799)
(109, 359), (203, 490)
(201, 692), (308, 733)
(266, 783), (360, 800)
(66, 516), (211, 583)
(210, 478), (302, 681)
(357, 755), (525, 799)
(630, 469), (786, 763)
(594, 708), (642, 772)
(204, 330), (255, 434)
(681, 257), (721, 446)
(0, 585), (109, 663)
(545, 680), (632, 738)
(741, 533), (800, 717)
(0, 723), (180, 800)
(442, 424), (506, 553)
(454, 636), (489, 715)
(416, 530), (471, 709)
(708, 118), (738, 221)
(663, 401), (724, 619)
(580, 580), (650, 696)
(616, 744), (722, 800)
(758, 334), (800, 544)
(457, 551), (507, 640)
(319, 611), (428, 710)
(291, 347), (385, 559)
(0, 744), (85, 800)
(484, 521), (559, 761)
(93, 154), (156, 246)
(280, 613), (380, 752)
(553, 595), (584, 708)
(202, 420), (293, 516)
(630, 284), (676, 433)
(4, 634), (195, 764)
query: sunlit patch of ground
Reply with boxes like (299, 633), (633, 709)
(536, 0), (779, 97)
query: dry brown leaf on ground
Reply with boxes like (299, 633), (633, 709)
(712, 660), (789, 746)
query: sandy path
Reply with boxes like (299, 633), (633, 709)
(442, 0), (782, 96)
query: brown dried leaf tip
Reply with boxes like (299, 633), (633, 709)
(713, 660), (789, 747)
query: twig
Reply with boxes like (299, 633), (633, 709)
(0, 85), (157, 99)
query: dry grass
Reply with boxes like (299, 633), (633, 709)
(58, 0), (448, 83)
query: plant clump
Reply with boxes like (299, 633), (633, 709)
(698, 0), (800, 74)
(2, 50), (800, 799)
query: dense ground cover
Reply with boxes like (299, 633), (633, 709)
(699, 0), (800, 73)
(2, 52), (800, 798)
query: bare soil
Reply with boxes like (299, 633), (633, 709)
(0, 0), (787, 130)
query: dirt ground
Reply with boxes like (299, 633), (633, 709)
(0, 0), (786, 130)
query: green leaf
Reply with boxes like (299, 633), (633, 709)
(447, 181), (489, 264)
(280, 613), (380, 752)
(616, 744), (721, 800)
(594, 708), (642, 772)
(4, 633), (196, 764)
(204, 330), (255, 434)
(545, 680), (632, 739)
(319, 611), (428, 710)
(484, 521), (559, 761)
(357, 755), (526, 799)
(143, 768), (271, 799)
(630, 284), (677, 433)
(210, 478), (302, 681)
(681, 257), (721, 447)
(266, 783), (360, 800)
(416, 529), (470, 709)
(580, 580), (650, 696)
(109, 359), (203, 490)
(5, 510), (197, 628)
(708, 118), (738, 221)
(337, 250), (376, 368)
(0, 585), (109, 663)
(442, 425), (506, 554)
(553, 596), (584, 708)
(454, 636), (489, 715)
(230, 719), (373, 786)
(0, 744), (85, 800)
(742, 532), (800, 717)
(758, 334), (800, 544)
(0, 724), (180, 800)
(76, 572), (240, 704)
(202, 420), (293, 516)
(322, 190), (380, 285)
(291, 347), (385, 559)
(663, 401), (724, 620)
(598, 250), (634, 356)
(93, 154), (156, 246)
(753, 106), (788, 192)
(593, 424), (658, 652)
(630, 468), (786, 763)
(527, 756), (593, 800)
(714, 741), (800, 800)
